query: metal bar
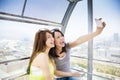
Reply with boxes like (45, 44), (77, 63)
(1, 72), (27, 80)
(1, 73), (28, 80)
(22, 0), (27, 16)
(61, 1), (78, 34)
(0, 57), (30, 64)
(70, 55), (120, 64)
(67, 0), (82, 2)
(0, 12), (62, 27)
(71, 68), (112, 80)
(87, 0), (93, 80)
(0, 12), (60, 24)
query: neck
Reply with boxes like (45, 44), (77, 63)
(44, 48), (50, 54)
(56, 47), (62, 54)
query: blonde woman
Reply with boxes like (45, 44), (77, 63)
(28, 29), (54, 80)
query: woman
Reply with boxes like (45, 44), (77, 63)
(49, 18), (106, 80)
(28, 29), (55, 80)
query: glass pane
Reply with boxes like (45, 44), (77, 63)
(93, 0), (120, 80)
(93, 61), (120, 80)
(0, 0), (69, 23)
(0, 60), (29, 80)
(0, 0), (24, 15)
(70, 57), (87, 74)
(24, 0), (68, 22)
(0, 20), (56, 61)
(70, 57), (87, 80)
(66, 0), (88, 79)
(65, 0), (88, 58)
(0, 20), (57, 79)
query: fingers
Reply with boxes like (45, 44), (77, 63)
(95, 18), (102, 20)
(99, 18), (102, 20)
(95, 18), (106, 28)
(80, 72), (85, 77)
(102, 22), (106, 27)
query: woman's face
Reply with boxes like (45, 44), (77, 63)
(46, 32), (54, 48)
(54, 31), (65, 48)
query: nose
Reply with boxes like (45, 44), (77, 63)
(51, 37), (54, 41)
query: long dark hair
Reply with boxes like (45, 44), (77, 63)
(27, 29), (52, 74)
(49, 29), (66, 58)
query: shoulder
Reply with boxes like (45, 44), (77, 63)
(31, 52), (48, 66)
(66, 43), (70, 49)
(36, 52), (47, 60)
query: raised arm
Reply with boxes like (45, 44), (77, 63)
(69, 18), (106, 48)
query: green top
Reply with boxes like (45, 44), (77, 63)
(29, 62), (54, 80)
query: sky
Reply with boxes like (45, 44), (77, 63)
(0, 0), (120, 42)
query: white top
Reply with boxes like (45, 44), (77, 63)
(30, 66), (42, 76)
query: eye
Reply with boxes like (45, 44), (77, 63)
(47, 36), (50, 38)
(57, 36), (60, 38)
(47, 34), (53, 39)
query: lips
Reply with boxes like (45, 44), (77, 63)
(50, 42), (54, 45)
(60, 41), (65, 46)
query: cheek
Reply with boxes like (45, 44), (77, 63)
(45, 41), (48, 45)
(54, 39), (59, 44)
(46, 40), (50, 44)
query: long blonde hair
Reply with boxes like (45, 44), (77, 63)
(27, 29), (52, 74)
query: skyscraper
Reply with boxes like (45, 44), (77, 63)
(113, 33), (119, 42)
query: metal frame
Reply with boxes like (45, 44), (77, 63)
(87, 0), (93, 80)
(22, 0), (27, 16)
(0, 57), (30, 64)
(0, 12), (62, 27)
(61, 1), (81, 33)
(61, 1), (94, 80)
(71, 55), (120, 64)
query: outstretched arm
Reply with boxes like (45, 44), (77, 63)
(69, 18), (106, 48)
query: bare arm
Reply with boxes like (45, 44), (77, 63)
(52, 59), (80, 77)
(69, 18), (106, 48)
(55, 70), (80, 77)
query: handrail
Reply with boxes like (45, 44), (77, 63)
(0, 56), (30, 64)
(71, 68), (112, 80)
(0, 12), (62, 27)
(0, 56), (118, 80)
(0, 55), (119, 79)
(70, 55), (120, 64)
(1, 71), (28, 80)
(71, 55), (119, 80)
(0, 57), (30, 80)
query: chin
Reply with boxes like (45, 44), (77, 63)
(62, 44), (65, 47)
(51, 45), (55, 47)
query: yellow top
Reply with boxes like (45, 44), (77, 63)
(29, 62), (54, 80)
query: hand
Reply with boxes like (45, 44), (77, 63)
(79, 72), (85, 77)
(95, 18), (106, 34)
(95, 18), (106, 28)
(71, 72), (81, 77)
